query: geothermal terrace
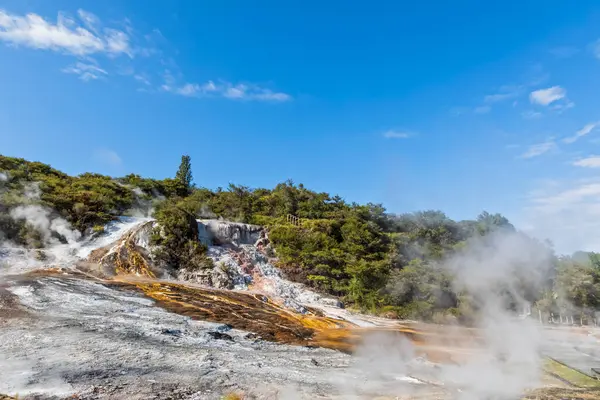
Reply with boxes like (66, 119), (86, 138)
(0, 218), (599, 399)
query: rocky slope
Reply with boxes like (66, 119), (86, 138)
(0, 218), (447, 399)
(1, 217), (598, 399)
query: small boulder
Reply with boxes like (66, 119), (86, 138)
(161, 328), (182, 337)
(207, 331), (234, 341)
(244, 332), (261, 340)
(216, 324), (233, 332)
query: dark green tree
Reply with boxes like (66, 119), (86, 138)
(150, 200), (212, 271)
(175, 155), (193, 194)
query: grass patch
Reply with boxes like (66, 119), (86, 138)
(543, 358), (600, 388)
(221, 392), (244, 400)
(524, 387), (600, 399)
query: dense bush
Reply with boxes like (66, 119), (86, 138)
(150, 200), (213, 271)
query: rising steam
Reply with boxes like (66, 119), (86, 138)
(439, 230), (553, 399)
(332, 228), (556, 399)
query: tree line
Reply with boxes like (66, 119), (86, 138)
(1, 154), (598, 323)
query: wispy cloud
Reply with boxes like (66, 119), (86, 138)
(521, 110), (542, 119)
(552, 100), (575, 113)
(0, 8), (290, 103)
(76, 9), (101, 35)
(93, 148), (122, 167)
(573, 156), (600, 168)
(529, 86), (566, 106)
(477, 75), (544, 112)
(523, 178), (600, 253)
(484, 85), (523, 103)
(382, 130), (412, 139)
(133, 74), (151, 86)
(0, 9), (131, 57)
(520, 141), (556, 158)
(529, 181), (600, 212)
(161, 74), (291, 102)
(62, 61), (107, 81)
(563, 122), (599, 144)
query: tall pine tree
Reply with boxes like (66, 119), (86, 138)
(175, 155), (193, 194)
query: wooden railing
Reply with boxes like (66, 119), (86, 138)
(286, 214), (302, 226)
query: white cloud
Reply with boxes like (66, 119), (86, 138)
(134, 74), (150, 86)
(529, 86), (566, 106)
(520, 141), (556, 158)
(0, 9), (288, 102)
(522, 179), (600, 253)
(532, 182), (600, 211)
(104, 28), (131, 57)
(162, 77), (291, 102)
(62, 61), (107, 81)
(0, 9), (131, 57)
(93, 148), (122, 166)
(77, 9), (100, 34)
(174, 83), (201, 96)
(572, 156), (600, 168)
(563, 122), (598, 144)
(383, 130), (411, 139)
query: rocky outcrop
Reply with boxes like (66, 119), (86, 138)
(86, 221), (159, 278)
(79, 217), (342, 317)
(197, 219), (262, 246)
(200, 225), (343, 314)
(176, 262), (234, 289)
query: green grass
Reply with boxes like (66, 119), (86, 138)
(543, 358), (600, 388)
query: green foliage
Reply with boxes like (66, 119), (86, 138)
(4, 154), (599, 321)
(0, 155), (174, 244)
(384, 259), (457, 320)
(150, 200), (212, 271)
(175, 155), (193, 194)
(0, 156), (136, 242)
(117, 174), (169, 197)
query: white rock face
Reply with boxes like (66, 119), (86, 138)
(195, 219), (341, 313)
(196, 219), (262, 246)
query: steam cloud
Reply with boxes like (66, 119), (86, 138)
(439, 231), (553, 399)
(333, 229), (556, 399)
(6, 182), (82, 246)
(9, 205), (82, 245)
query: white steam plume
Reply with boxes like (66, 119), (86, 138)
(10, 205), (81, 245)
(434, 231), (552, 398)
(124, 186), (166, 218)
(8, 182), (82, 246)
(334, 229), (556, 399)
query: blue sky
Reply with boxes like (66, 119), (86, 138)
(2, 1), (600, 253)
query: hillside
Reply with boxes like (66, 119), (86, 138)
(1, 154), (599, 323)
(2, 154), (600, 399)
